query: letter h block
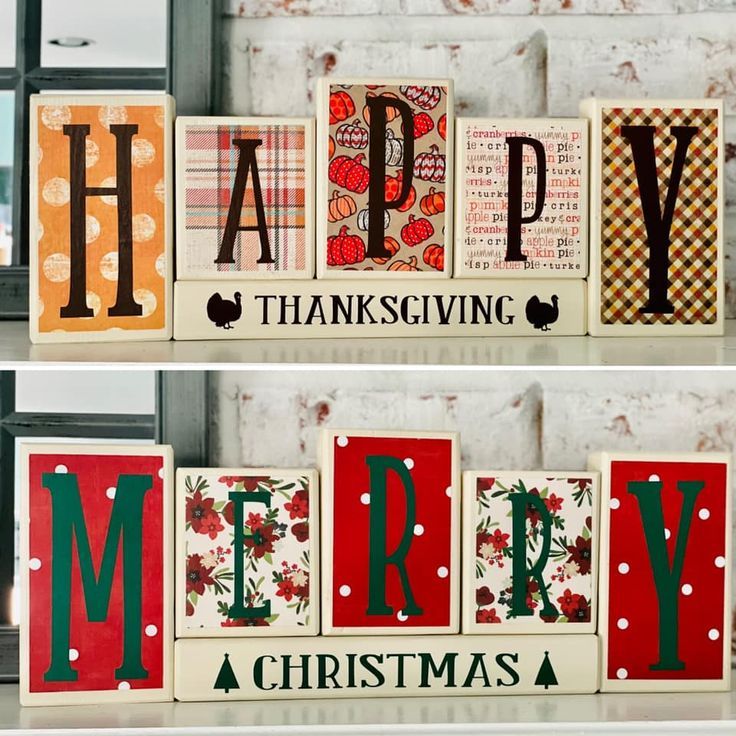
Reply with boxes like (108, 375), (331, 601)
(30, 95), (175, 343)
(320, 429), (460, 634)
(582, 98), (724, 336)
(175, 468), (319, 636)
(590, 451), (731, 692)
(316, 78), (454, 278)
(19, 443), (173, 705)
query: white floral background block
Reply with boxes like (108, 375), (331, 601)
(463, 471), (599, 634)
(176, 468), (319, 637)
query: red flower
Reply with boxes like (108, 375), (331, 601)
(186, 553), (215, 595)
(476, 531), (491, 556)
(526, 488), (542, 527)
(476, 586), (494, 606)
(476, 608), (501, 624)
(218, 475), (247, 488)
(568, 478), (590, 492)
(218, 475), (270, 490)
(566, 535), (592, 575)
(276, 578), (297, 601)
(284, 490), (309, 520)
(244, 523), (279, 558)
(245, 512), (264, 529)
(222, 501), (235, 526)
(476, 477), (495, 497)
(544, 493), (563, 513)
(186, 490), (215, 534)
(557, 589), (590, 622)
(221, 616), (270, 627)
(291, 521), (309, 542)
(186, 600), (195, 617)
(490, 528), (510, 551)
(200, 511), (224, 540)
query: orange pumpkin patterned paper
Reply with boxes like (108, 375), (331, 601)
(30, 94), (174, 343)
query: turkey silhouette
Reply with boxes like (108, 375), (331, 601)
(525, 295), (559, 332)
(207, 291), (242, 330)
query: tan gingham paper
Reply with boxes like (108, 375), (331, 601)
(600, 107), (719, 325)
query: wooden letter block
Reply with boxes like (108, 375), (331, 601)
(316, 78), (453, 278)
(175, 117), (315, 280)
(19, 444), (173, 705)
(454, 118), (588, 278)
(320, 429), (459, 635)
(176, 468), (319, 637)
(463, 471), (599, 634)
(30, 94), (175, 343)
(590, 452), (731, 692)
(174, 634), (600, 700)
(582, 98), (724, 336)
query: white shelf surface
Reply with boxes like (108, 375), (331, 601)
(1, 683), (736, 734)
(3, 320), (736, 366)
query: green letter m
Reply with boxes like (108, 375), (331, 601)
(42, 471), (153, 682)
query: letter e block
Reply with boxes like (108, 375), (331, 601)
(590, 451), (731, 692)
(20, 444), (173, 705)
(581, 98), (724, 336)
(176, 468), (319, 636)
(321, 429), (460, 634)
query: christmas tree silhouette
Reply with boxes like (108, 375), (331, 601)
(534, 650), (558, 690)
(213, 653), (239, 694)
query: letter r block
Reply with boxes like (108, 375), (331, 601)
(320, 429), (460, 634)
(581, 98), (724, 336)
(590, 452), (731, 692)
(30, 94), (175, 344)
(20, 443), (173, 705)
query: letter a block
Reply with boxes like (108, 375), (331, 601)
(19, 443), (173, 705)
(176, 468), (319, 636)
(175, 117), (315, 280)
(30, 95), (174, 343)
(316, 78), (454, 278)
(463, 471), (599, 634)
(590, 452), (731, 692)
(320, 429), (460, 634)
(582, 98), (724, 336)
(454, 118), (588, 278)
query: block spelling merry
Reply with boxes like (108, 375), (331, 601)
(454, 118), (588, 278)
(176, 468), (319, 637)
(30, 95), (174, 343)
(175, 117), (315, 280)
(20, 444), (173, 706)
(321, 429), (460, 634)
(590, 452), (731, 692)
(582, 98), (724, 336)
(316, 79), (453, 277)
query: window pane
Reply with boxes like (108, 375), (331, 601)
(15, 370), (156, 414)
(0, 0), (17, 67)
(41, 0), (166, 68)
(0, 91), (13, 266)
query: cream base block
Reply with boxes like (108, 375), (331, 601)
(174, 279), (586, 339)
(174, 634), (599, 701)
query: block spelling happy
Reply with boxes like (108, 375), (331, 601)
(582, 98), (724, 336)
(175, 117), (315, 280)
(463, 471), (599, 634)
(30, 94), (174, 343)
(19, 444), (173, 706)
(321, 429), (460, 634)
(316, 79), (453, 277)
(176, 468), (319, 637)
(590, 452), (731, 692)
(454, 118), (588, 278)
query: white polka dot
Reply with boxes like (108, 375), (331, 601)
(709, 628), (720, 641)
(100, 251), (119, 281)
(85, 291), (101, 318)
(404, 458), (414, 470)
(117, 681), (131, 690)
(681, 583), (693, 596)
(664, 528), (671, 540)
(414, 524), (424, 536)
(336, 436), (348, 447)
(43, 253), (70, 283)
(42, 175), (71, 206)
(715, 556), (726, 568)
(154, 178), (165, 203)
(106, 487), (116, 500)
(618, 562), (630, 574)
(131, 139), (156, 168)
(41, 105), (71, 131)
(445, 486), (452, 498)
(155, 252), (166, 278)
(617, 618), (629, 630)
(85, 139), (99, 168)
(133, 289), (157, 318)
(68, 648), (79, 662)
(648, 474), (660, 482)
(86, 215), (100, 244)
(54, 464), (68, 474)
(132, 213), (156, 242)
(38, 299), (44, 317)
(397, 610), (408, 622)
(99, 176), (118, 205)
(609, 498), (620, 510)
(339, 585), (351, 597)
(616, 668), (628, 680)
(437, 566), (449, 579)
(158, 467), (164, 479)
(145, 624), (158, 637)
(99, 105), (127, 129)
(699, 508), (710, 520)
(360, 493), (370, 505)
(29, 558), (41, 571)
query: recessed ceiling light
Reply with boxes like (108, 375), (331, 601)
(48, 37), (93, 48)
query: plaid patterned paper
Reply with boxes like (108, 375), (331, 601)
(600, 107), (719, 325)
(181, 123), (308, 275)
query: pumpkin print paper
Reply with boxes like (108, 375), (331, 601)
(463, 472), (598, 634)
(177, 468), (319, 637)
(317, 79), (453, 277)
(30, 94), (173, 343)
